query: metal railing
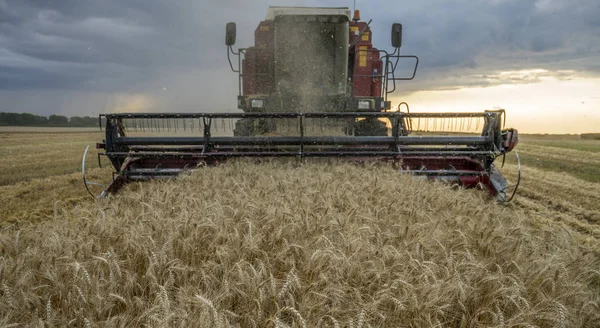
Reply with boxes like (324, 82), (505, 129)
(100, 111), (504, 161)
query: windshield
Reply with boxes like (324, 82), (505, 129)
(274, 16), (349, 97)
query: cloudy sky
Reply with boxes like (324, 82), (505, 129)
(1, 0), (599, 133)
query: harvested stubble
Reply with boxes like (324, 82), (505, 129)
(1, 161), (599, 327)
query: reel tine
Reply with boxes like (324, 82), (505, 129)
(82, 145), (107, 198)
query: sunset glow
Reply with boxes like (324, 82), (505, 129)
(393, 75), (600, 134)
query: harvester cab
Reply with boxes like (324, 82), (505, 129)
(87, 6), (520, 201)
(225, 7), (419, 136)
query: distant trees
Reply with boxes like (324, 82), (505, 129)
(581, 134), (600, 140)
(0, 112), (49, 126)
(66, 116), (98, 127)
(0, 112), (100, 127)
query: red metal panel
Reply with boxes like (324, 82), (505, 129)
(255, 48), (273, 94)
(255, 21), (274, 49)
(349, 22), (383, 98)
(242, 49), (256, 95)
(370, 51), (383, 97)
(243, 21), (275, 96)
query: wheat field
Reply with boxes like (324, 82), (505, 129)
(1, 130), (600, 327)
(1, 158), (600, 327)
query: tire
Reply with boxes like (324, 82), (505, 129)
(354, 118), (388, 136)
(234, 118), (277, 136)
(234, 118), (254, 136)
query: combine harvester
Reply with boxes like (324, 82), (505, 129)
(84, 6), (520, 201)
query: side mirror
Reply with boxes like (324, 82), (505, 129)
(226, 22), (237, 46)
(391, 23), (402, 48)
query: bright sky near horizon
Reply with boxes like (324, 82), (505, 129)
(0, 0), (599, 133)
(396, 75), (600, 134)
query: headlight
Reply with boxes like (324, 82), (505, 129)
(358, 100), (372, 110)
(251, 99), (264, 108)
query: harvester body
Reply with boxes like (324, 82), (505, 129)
(89, 6), (519, 200)
(229, 7), (418, 136)
(237, 7), (388, 112)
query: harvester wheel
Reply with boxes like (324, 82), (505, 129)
(234, 118), (277, 136)
(354, 118), (388, 136)
(234, 118), (254, 136)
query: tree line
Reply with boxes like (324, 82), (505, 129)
(0, 112), (101, 127)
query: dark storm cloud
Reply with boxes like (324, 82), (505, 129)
(363, 0), (600, 92)
(0, 0), (599, 114)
